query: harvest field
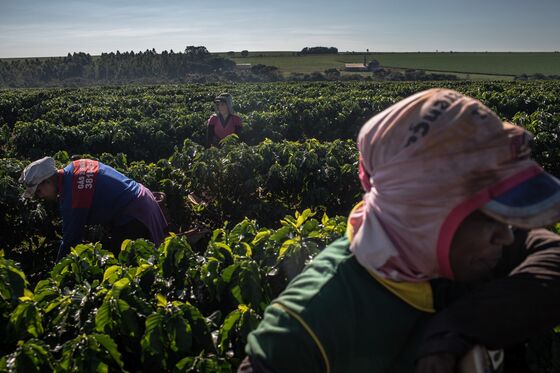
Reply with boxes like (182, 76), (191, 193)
(221, 51), (560, 78)
(1, 81), (560, 371)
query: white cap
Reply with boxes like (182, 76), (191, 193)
(19, 157), (57, 198)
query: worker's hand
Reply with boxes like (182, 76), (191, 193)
(416, 353), (457, 373)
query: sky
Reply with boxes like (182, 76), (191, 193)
(0, 0), (559, 58)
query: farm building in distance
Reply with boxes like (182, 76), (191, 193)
(344, 63), (368, 72)
(236, 63), (252, 70)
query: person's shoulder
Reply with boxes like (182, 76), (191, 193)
(232, 114), (242, 123)
(63, 162), (74, 172)
(273, 237), (356, 311)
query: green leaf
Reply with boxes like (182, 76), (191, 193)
(0, 339), (54, 372)
(92, 333), (124, 370)
(174, 356), (196, 372)
(44, 295), (70, 314)
(238, 263), (263, 307)
(241, 242), (252, 257)
(111, 277), (130, 296)
(0, 261), (28, 304)
(296, 209), (315, 228)
(156, 293), (167, 308)
(308, 231), (322, 239)
(228, 219), (256, 246)
(182, 302), (215, 353)
(96, 362), (109, 373)
(120, 239), (132, 252)
(221, 263), (239, 284)
(120, 306), (141, 338)
(167, 314), (192, 354)
(280, 216), (298, 230)
(231, 285), (243, 305)
(102, 265), (122, 284)
(117, 299), (130, 312)
(278, 239), (298, 259)
(9, 301), (44, 339)
(251, 230), (271, 246)
(173, 353), (231, 372)
(269, 226), (292, 243)
(142, 312), (165, 356)
(210, 242), (234, 265)
(95, 300), (113, 333)
(218, 309), (241, 352)
(210, 228), (226, 243)
(214, 242), (233, 256)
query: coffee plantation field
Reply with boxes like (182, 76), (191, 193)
(1, 80), (560, 371)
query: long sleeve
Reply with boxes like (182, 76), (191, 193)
(235, 116), (243, 135)
(57, 207), (89, 261)
(418, 228), (560, 358)
(207, 123), (215, 147)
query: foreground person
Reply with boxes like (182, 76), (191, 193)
(20, 157), (168, 261)
(239, 88), (560, 372)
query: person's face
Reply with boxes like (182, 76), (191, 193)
(35, 178), (57, 201)
(449, 210), (514, 282)
(216, 101), (229, 116)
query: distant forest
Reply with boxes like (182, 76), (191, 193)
(0, 46), (251, 87)
(300, 46), (338, 55)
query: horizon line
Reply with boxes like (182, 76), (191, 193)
(2, 50), (560, 60)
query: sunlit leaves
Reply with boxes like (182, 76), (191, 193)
(57, 333), (125, 373)
(0, 209), (346, 371)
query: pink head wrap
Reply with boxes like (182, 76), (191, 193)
(349, 88), (541, 282)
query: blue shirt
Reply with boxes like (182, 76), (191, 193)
(57, 159), (141, 258)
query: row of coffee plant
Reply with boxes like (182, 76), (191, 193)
(1, 81), (559, 162)
(0, 210), (345, 372)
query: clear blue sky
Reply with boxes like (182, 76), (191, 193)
(1, 0), (559, 58)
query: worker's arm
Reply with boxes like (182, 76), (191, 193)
(56, 166), (95, 261)
(57, 207), (89, 261)
(416, 229), (560, 368)
(234, 116), (242, 135)
(206, 117), (216, 147)
(207, 125), (215, 147)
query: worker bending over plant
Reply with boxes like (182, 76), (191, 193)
(20, 157), (168, 261)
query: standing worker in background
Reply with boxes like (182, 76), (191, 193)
(20, 157), (168, 261)
(207, 92), (242, 147)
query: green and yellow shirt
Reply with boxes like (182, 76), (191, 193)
(245, 236), (436, 373)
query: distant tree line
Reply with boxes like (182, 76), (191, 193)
(299, 47), (338, 55)
(0, 45), (465, 87)
(0, 46), (238, 87)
